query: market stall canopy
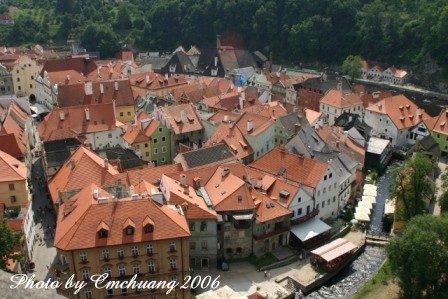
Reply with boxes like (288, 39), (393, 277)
(363, 189), (377, 197)
(362, 195), (376, 204)
(356, 206), (371, 215)
(358, 201), (373, 209)
(311, 238), (357, 262)
(290, 217), (331, 242)
(354, 211), (370, 222)
(363, 184), (377, 191)
(384, 199), (396, 215)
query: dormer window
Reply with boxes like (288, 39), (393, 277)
(123, 218), (135, 236)
(98, 229), (108, 238)
(144, 224), (154, 233)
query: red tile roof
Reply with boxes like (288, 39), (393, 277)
(429, 108), (448, 135)
(129, 72), (187, 91)
(0, 133), (25, 159)
(160, 103), (203, 134)
(235, 112), (274, 136)
(126, 163), (184, 186)
(54, 184), (190, 251)
(205, 122), (253, 161)
(320, 89), (363, 109)
(38, 103), (117, 142)
(0, 102), (29, 151)
(40, 57), (98, 78)
(366, 95), (430, 130)
(0, 150), (27, 182)
(122, 112), (159, 145)
(253, 190), (292, 223)
(241, 102), (288, 119)
(56, 78), (134, 107)
(249, 148), (328, 188)
(48, 146), (120, 205)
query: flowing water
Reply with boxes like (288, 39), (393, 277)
(305, 162), (400, 298)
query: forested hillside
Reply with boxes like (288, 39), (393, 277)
(1, 0), (448, 68)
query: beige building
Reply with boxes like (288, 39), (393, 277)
(54, 184), (191, 299)
(0, 150), (29, 208)
(10, 55), (40, 97)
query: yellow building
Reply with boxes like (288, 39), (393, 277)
(54, 184), (191, 299)
(0, 150), (29, 208)
(10, 55), (40, 98)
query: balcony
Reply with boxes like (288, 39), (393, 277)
(253, 226), (290, 241)
(291, 209), (319, 225)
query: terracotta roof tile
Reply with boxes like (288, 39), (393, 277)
(122, 112), (159, 145)
(320, 90), (363, 109)
(55, 184), (190, 251)
(126, 163), (183, 186)
(429, 108), (448, 135)
(40, 57), (98, 78)
(0, 133), (25, 159)
(56, 79), (134, 107)
(241, 102), (288, 119)
(253, 190), (292, 223)
(0, 150), (27, 182)
(235, 112), (274, 136)
(267, 179), (300, 207)
(205, 123), (253, 161)
(249, 148), (328, 188)
(48, 146), (120, 205)
(129, 72), (187, 91)
(38, 103), (116, 142)
(366, 95), (430, 130)
(0, 102), (29, 150)
(160, 103), (203, 134)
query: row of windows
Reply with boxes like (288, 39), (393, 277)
(316, 197), (336, 210)
(189, 221), (207, 232)
(98, 223), (154, 239)
(79, 242), (177, 262)
(190, 241), (208, 250)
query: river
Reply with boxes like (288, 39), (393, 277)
(305, 162), (399, 299)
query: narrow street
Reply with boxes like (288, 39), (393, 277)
(28, 153), (58, 282)
(431, 159), (446, 216)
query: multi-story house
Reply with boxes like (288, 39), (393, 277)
(56, 79), (135, 123)
(364, 95), (431, 147)
(234, 112), (275, 161)
(0, 150), (29, 208)
(0, 63), (14, 95)
(366, 65), (384, 81)
(249, 148), (339, 220)
(10, 55), (40, 98)
(128, 72), (188, 98)
(251, 190), (292, 255)
(54, 184), (191, 299)
(160, 172), (218, 269)
(154, 103), (204, 159)
(429, 108), (448, 154)
(274, 111), (309, 146)
(122, 111), (171, 165)
(320, 89), (364, 126)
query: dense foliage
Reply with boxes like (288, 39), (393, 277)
(386, 215), (448, 298)
(1, 0), (448, 66)
(0, 218), (21, 272)
(391, 153), (436, 221)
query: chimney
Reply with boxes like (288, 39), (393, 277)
(84, 81), (93, 95)
(100, 83), (104, 94)
(85, 108), (90, 121)
(268, 92), (272, 103)
(224, 115), (229, 122)
(165, 73), (168, 80)
(214, 56), (218, 67)
(337, 81), (342, 91)
(247, 120), (254, 132)
(180, 174), (187, 187)
(66, 74), (70, 82)
(239, 93), (244, 109)
(114, 80), (119, 91)
(104, 159), (109, 169)
(216, 35), (221, 49)
(180, 110), (186, 123)
(336, 140), (340, 148)
(146, 74), (150, 84)
(59, 111), (65, 121)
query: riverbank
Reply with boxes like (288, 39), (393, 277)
(352, 260), (400, 299)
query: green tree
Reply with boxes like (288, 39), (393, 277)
(115, 4), (132, 30)
(386, 215), (448, 298)
(391, 153), (436, 222)
(341, 55), (363, 80)
(0, 218), (21, 272)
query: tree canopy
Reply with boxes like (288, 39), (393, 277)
(2, 0), (448, 65)
(341, 55), (363, 81)
(391, 153), (436, 222)
(0, 218), (21, 272)
(386, 215), (448, 298)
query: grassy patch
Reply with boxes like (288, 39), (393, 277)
(352, 259), (394, 299)
(248, 253), (279, 269)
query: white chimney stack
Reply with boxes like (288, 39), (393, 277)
(180, 174), (187, 187)
(66, 74), (70, 81)
(84, 81), (93, 95)
(224, 115), (229, 122)
(146, 75), (150, 84)
(247, 120), (254, 132)
(214, 56), (218, 67)
(100, 83), (104, 94)
(59, 111), (65, 121)
(85, 108), (90, 121)
(104, 159), (109, 169)
(180, 110), (186, 123)
(114, 80), (119, 91)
